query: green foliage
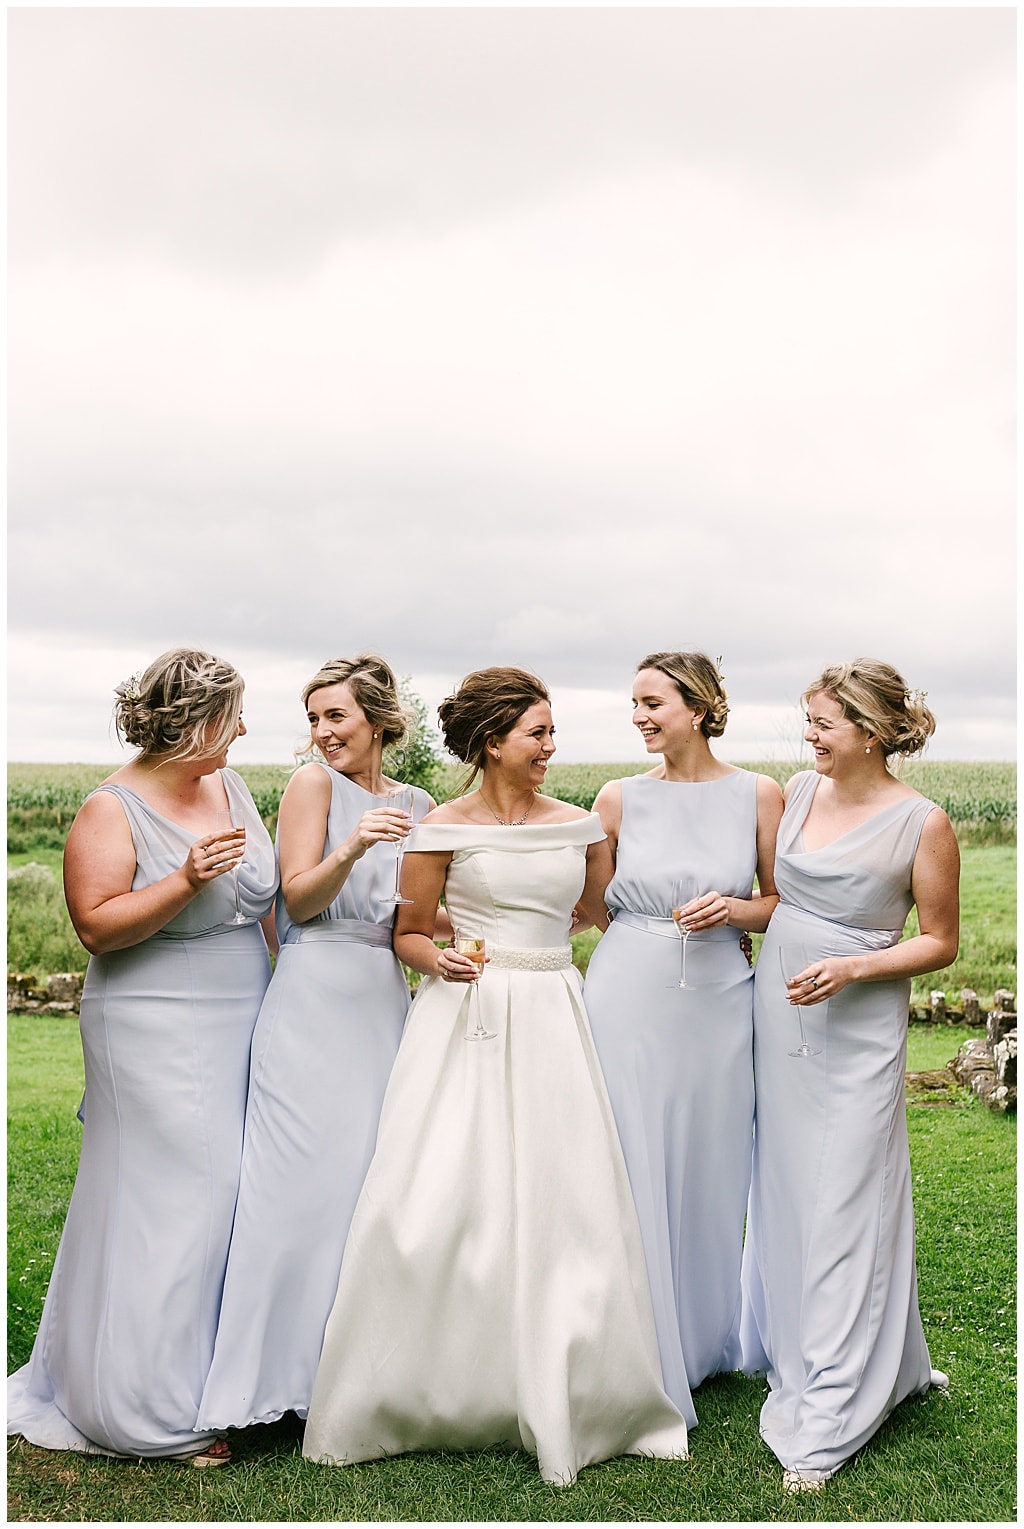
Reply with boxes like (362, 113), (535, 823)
(384, 677), (444, 799)
(6, 862), (88, 975)
(6, 1012), (1015, 1521)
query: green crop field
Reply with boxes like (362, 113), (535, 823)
(8, 762), (1016, 1005)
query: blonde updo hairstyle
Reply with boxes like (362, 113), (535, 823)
(637, 651), (729, 738)
(302, 653), (413, 755)
(803, 658), (936, 760)
(114, 648), (245, 764)
(438, 667), (550, 793)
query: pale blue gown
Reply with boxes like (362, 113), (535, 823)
(303, 817), (689, 1486)
(7, 770), (277, 1458)
(740, 771), (948, 1479)
(197, 764), (431, 1429)
(584, 770), (759, 1425)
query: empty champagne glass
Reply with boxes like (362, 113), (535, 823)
(456, 929), (495, 1041)
(779, 943), (822, 1057)
(216, 808), (248, 926)
(669, 876), (700, 989)
(381, 785), (414, 905)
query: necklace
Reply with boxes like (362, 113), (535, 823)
(479, 791), (535, 826)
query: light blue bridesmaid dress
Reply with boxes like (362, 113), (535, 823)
(739, 770), (948, 1480)
(7, 769), (277, 1457)
(584, 769), (760, 1425)
(197, 764), (431, 1429)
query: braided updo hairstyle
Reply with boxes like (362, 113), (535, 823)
(302, 653), (413, 752)
(803, 659), (936, 759)
(636, 651), (729, 738)
(113, 648), (245, 764)
(438, 667), (550, 792)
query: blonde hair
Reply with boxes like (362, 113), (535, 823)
(302, 653), (412, 751)
(438, 667), (550, 792)
(114, 648), (244, 764)
(636, 651), (729, 738)
(803, 658), (936, 759)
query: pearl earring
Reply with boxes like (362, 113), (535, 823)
(865, 745), (871, 754)
(692, 722), (700, 731)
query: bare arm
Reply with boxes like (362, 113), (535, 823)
(278, 765), (414, 925)
(678, 773), (784, 934)
(573, 834), (615, 934)
(788, 808), (961, 1005)
(63, 792), (242, 956)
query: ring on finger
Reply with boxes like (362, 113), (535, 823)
(810, 977), (818, 989)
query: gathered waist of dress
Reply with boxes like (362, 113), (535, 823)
(485, 944), (573, 971)
(773, 902), (901, 952)
(289, 918), (394, 949)
(610, 910), (741, 943)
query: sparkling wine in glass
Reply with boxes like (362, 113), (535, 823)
(216, 809), (248, 926)
(382, 785), (414, 905)
(669, 877), (700, 989)
(457, 929), (495, 1041)
(779, 943), (821, 1058)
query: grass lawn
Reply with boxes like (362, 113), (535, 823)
(7, 1015), (1015, 1522)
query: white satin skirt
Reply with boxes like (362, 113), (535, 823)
(303, 956), (688, 1485)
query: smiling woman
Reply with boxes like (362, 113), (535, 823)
(198, 653), (436, 1431)
(740, 657), (960, 1494)
(6, 647), (278, 1466)
(302, 666), (689, 1485)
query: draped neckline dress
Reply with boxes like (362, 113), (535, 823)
(739, 770), (948, 1479)
(7, 769), (277, 1458)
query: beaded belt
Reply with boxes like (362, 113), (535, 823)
(486, 945), (573, 971)
(292, 918), (393, 948)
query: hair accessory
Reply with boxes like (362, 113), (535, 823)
(905, 688), (928, 705)
(114, 674), (142, 702)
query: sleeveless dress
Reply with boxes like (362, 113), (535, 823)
(7, 770), (277, 1458)
(584, 771), (759, 1423)
(739, 771), (948, 1479)
(302, 817), (689, 1486)
(198, 765), (432, 1429)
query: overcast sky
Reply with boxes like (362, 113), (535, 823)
(8, 7), (1016, 768)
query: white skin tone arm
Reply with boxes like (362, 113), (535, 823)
(786, 808), (961, 1005)
(63, 792), (245, 957)
(591, 774), (783, 934)
(277, 765), (422, 926)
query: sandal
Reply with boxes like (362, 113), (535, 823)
(782, 1468), (828, 1494)
(169, 1437), (232, 1468)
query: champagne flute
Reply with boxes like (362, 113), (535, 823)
(779, 943), (822, 1058)
(456, 929), (495, 1041)
(381, 785), (414, 905)
(669, 877), (700, 989)
(216, 809), (248, 926)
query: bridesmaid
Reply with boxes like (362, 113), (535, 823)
(7, 649), (277, 1464)
(198, 654), (435, 1431)
(739, 659), (959, 1493)
(584, 651), (783, 1424)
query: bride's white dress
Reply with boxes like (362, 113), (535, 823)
(303, 817), (688, 1486)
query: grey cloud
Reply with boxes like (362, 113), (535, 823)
(9, 9), (1013, 275)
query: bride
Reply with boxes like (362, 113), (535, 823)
(303, 666), (688, 1486)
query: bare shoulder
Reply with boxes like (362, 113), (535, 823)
(755, 773), (785, 804)
(419, 800), (471, 825)
(532, 796), (591, 823)
(593, 778), (624, 809)
(281, 761), (332, 802)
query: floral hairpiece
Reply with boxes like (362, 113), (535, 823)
(114, 674), (142, 702)
(714, 654), (728, 697)
(905, 688), (928, 705)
